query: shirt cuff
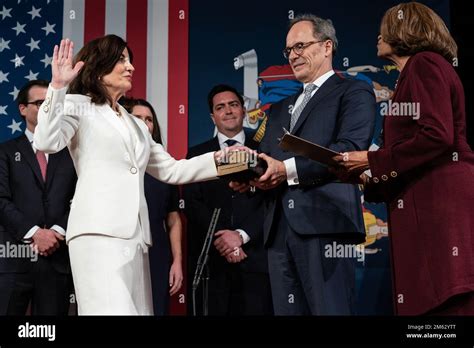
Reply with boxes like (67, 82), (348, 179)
(235, 229), (250, 244)
(50, 225), (66, 236)
(284, 157), (299, 186)
(23, 225), (40, 242)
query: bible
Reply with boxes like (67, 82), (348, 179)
(217, 150), (267, 183)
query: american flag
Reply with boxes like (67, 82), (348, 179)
(0, 0), (189, 158)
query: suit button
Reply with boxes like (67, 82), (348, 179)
(130, 166), (137, 174)
(381, 175), (388, 181)
(293, 178), (299, 184)
(372, 177), (379, 183)
(390, 171), (398, 178)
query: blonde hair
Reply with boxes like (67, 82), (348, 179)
(380, 2), (457, 62)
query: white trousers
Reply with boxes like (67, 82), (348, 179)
(69, 220), (153, 315)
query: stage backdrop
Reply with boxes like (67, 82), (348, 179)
(1, 0), (450, 315)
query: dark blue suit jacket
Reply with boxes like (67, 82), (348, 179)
(184, 134), (268, 274)
(0, 134), (77, 274)
(260, 73), (376, 245)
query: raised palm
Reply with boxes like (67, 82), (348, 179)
(51, 38), (84, 89)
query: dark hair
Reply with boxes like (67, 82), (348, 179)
(288, 14), (338, 56)
(380, 2), (457, 62)
(68, 34), (134, 105)
(207, 84), (245, 113)
(17, 80), (49, 106)
(120, 97), (162, 144)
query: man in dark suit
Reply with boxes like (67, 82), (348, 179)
(184, 84), (273, 315)
(0, 80), (77, 315)
(233, 14), (376, 315)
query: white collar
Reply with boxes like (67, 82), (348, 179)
(303, 69), (335, 90)
(217, 129), (246, 147)
(25, 128), (34, 144)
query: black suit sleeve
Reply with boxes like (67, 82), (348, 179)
(0, 145), (36, 241)
(295, 81), (376, 185)
(55, 210), (70, 232)
(236, 191), (264, 242)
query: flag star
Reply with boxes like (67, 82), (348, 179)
(0, 70), (9, 83)
(0, 6), (12, 20)
(26, 37), (40, 51)
(12, 21), (26, 36)
(40, 53), (52, 68)
(9, 86), (20, 100)
(24, 70), (39, 81)
(41, 21), (56, 36)
(0, 37), (10, 52)
(11, 54), (25, 68)
(7, 119), (23, 134)
(0, 105), (7, 115)
(27, 5), (41, 20)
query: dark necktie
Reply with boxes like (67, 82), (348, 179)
(225, 139), (238, 147)
(36, 150), (47, 181)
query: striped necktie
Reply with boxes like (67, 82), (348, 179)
(290, 83), (317, 132)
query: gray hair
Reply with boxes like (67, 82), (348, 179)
(289, 14), (338, 56)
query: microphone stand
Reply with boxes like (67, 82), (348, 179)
(192, 208), (220, 316)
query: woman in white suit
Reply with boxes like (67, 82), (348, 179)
(34, 36), (232, 315)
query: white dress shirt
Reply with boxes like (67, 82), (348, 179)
(284, 70), (335, 186)
(23, 129), (66, 241)
(216, 130), (250, 244)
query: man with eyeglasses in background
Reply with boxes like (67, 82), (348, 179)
(231, 14), (376, 315)
(0, 80), (77, 315)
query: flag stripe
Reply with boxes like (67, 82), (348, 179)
(147, 0), (169, 148)
(126, 0), (148, 100)
(63, 0), (85, 49)
(105, 0), (127, 39)
(167, 0), (189, 158)
(84, 0), (105, 44)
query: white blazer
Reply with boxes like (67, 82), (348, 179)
(34, 85), (217, 245)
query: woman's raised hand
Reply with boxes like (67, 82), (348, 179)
(51, 38), (84, 89)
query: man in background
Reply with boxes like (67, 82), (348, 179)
(184, 84), (273, 315)
(0, 80), (77, 315)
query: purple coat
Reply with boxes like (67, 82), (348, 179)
(366, 51), (474, 315)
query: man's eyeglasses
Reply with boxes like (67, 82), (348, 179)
(25, 100), (45, 108)
(282, 40), (325, 59)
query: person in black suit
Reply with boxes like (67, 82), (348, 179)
(232, 14), (376, 315)
(184, 84), (273, 315)
(0, 80), (77, 315)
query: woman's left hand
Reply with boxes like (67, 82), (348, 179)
(332, 151), (370, 179)
(169, 261), (183, 296)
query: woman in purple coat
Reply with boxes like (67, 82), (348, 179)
(333, 2), (474, 315)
